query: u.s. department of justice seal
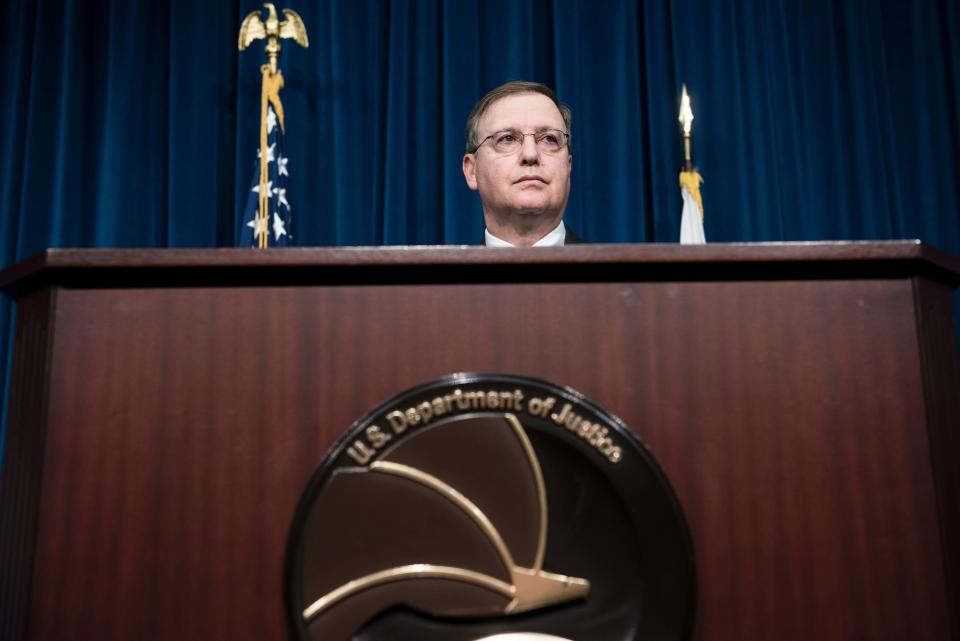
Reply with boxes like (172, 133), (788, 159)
(285, 373), (695, 641)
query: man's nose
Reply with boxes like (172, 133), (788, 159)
(519, 135), (540, 164)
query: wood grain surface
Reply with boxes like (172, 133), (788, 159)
(1, 244), (958, 641)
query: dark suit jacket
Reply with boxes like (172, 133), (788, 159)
(482, 224), (584, 245)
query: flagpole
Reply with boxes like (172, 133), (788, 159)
(682, 126), (693, 173)
(259, 69), (271, 248)
(238, 3), (309, 248)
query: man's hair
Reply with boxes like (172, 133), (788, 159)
(464, 80), (572, 152)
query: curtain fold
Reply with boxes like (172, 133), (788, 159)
(1, 0), (959, 463)
(5, 1), (955, 248)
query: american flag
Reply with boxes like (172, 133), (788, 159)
(239, 104), (292, 247)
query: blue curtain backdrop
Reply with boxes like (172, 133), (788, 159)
(1, 0), (959, 463)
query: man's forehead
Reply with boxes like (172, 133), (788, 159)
(479, 92), (565, 133)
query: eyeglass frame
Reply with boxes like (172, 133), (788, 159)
(470, 128), (571, 155)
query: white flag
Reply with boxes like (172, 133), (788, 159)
(679, 171), (706, 245)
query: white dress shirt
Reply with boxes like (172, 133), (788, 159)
(484, 221), (566, 247)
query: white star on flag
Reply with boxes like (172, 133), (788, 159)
(251, 180), (273, 196)
(266, 106), (277, 134)
(273, 186), (290, 210)
(247, 214), (268, 239)
(273, 213), (288, 240)
(277, 155), (289, 176)
(257, 142), (276, 163)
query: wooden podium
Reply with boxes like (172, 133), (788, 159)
(1, 242), (958, 641)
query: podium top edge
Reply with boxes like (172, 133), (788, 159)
(2, 241), (959, 298)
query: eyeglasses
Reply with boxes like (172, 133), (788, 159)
(472, 128), (570, 155)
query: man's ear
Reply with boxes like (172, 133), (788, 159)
(462, 154), (479, 191)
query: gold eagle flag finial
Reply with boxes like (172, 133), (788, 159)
(238, 4), (309, 248)
(238, 3), (309, 74)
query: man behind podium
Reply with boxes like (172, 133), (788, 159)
(462, 81), (582, 246)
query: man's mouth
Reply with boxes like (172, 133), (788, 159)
(515, 175), (547, 184)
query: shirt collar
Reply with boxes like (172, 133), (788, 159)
(485, 221), (567, 247)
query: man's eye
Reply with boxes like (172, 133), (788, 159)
(497, 133), (517, 143)
(540, 133), (560, 145)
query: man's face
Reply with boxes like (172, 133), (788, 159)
(462, 93), (572, 223)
